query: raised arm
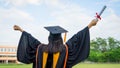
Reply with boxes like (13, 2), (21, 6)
(66, 19), (99, 67)
(13, 25), (24, 32)
(13, 25), (41, 64)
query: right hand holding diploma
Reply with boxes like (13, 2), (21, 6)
(88, 6), (106, 29)
(88, 19), (98, 29)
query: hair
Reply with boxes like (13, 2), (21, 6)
(42, 33), (65, 53)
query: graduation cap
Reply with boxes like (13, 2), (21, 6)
(44, 26), (68, 42)
(44, 26), (68, 34)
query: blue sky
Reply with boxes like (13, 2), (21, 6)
(0, 0), (120, 46)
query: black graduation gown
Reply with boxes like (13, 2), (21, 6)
(36, 45), (66, 68)
(17, 31), (41, 64)
(17, 26), (90, 68)
(66, 26), (90, 68)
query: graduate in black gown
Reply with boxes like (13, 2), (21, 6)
(13, 19), (98, 68)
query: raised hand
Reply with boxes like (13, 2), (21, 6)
(88, 19), (98, 29)
(13, 25), (24, 32)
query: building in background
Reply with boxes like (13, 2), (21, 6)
(0, 46), (18, 64)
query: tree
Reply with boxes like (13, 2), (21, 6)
(90, 37), (107, 52)
(88, 37), (120, 62)
(107, 37), (120, 50)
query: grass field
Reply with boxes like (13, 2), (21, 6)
(73, 63), (120, 68)
(0, 63), (120, 68)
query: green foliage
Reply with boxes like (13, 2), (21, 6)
(108, 37), (120, 49)
(88, 50), (98, 62)
(104, 48), (120, 62)
(88, 37), (120, 62)
(90, 37), (107, 52)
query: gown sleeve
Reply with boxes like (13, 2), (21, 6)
(66, 26), (90, 67)
(17, 31), (41, 64)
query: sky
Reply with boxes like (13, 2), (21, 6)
(0, 0), (120, 46)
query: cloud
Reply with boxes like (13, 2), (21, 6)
(0, 0), (41, 7)
(0, 0), (70, 10)
(45, 2), (94, 40)
(44, 0), (59, 6)
(0, 7), (36, 45)
(0, 0), (69, 11)
(0, 8), (34, 23)
(109, 0), (120, 3)
(39, 0), (66, 8)
(0, 0), (61, 7)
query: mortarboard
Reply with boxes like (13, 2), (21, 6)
(44, 26), (68, 34)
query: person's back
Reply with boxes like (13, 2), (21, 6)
(36, 43), (67, 68)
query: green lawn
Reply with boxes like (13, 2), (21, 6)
(73, 63), (120, 68)
(0, 63), (120, 68)
(0, 64), (32, 68)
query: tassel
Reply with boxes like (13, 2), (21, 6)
(64, 33), (67, 43)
